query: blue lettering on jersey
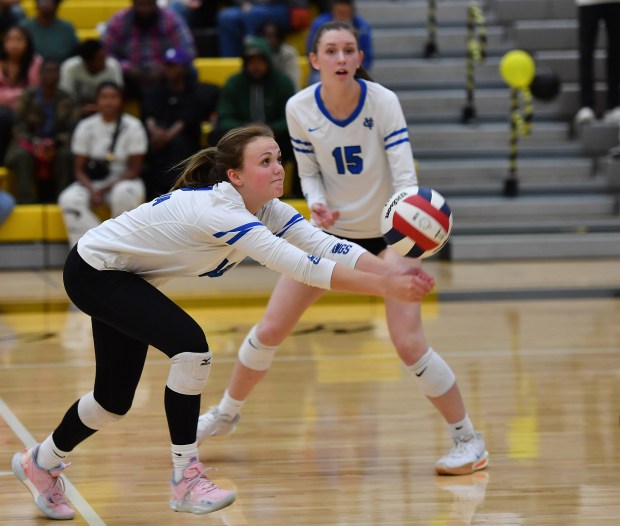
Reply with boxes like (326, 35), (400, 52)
(153, 193), (171, 205)
(331, 243), (351, 255)
(307, 255), (321, 264)
(214, 221), (262, 245)
(200, 258), (236, 278)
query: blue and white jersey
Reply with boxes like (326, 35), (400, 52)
(77, 182), (365, 289)
(287, 79), (418, 239)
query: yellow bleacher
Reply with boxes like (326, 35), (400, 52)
(21, 0), (131, 29)
(0, 200), (310, 243)
(1, 1), (313, 245)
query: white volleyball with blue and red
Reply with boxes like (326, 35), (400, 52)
(380, 186), (453, 259)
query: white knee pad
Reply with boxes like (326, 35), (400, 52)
(77, 391), (123, 430)
(238, 325), (278, 371)
(410, 348), (456, 398)
(167, 351), (211, 396)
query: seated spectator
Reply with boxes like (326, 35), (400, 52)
(210, 36), (298, 193)
(217, 0), (290, 57)
(141, 46), (219, 200)
(103, 0), (196, 100)
(58, 81), (147, 247)
(0, 25), (41, 163)
(306, 0), (372, 85)
(5, 58), (77, 203)
(168, 0), (222, 57)
(0, 0), (25, 41)
(60, 39), (123, 118)
(19, 0), (79, 63)
(168, 0), (219, 30)
(0, 187), (15, 225)
(258, 19), (301, 91)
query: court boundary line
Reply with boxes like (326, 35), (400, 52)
(0, 397), (106, 526)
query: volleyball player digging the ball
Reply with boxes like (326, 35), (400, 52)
(198, 21), (489, 476)
(12, 123), (434, 520)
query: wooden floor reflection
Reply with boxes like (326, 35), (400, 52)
(0, 268), (619, 525)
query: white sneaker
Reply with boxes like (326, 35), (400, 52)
(197, 407), (240, 444)
(603, 106), (620, 125)
(435, 432), (489, 476)
(574, 107), (595, 125)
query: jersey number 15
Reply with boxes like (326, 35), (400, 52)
(332, 146), (363, 175)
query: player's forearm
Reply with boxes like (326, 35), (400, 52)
(330, 264), (388, 297)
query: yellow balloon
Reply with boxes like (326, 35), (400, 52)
(499, 50), (536, 89)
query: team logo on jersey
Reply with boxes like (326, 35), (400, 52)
(363, 117), (374, 130)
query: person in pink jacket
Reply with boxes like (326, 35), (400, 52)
(0, 25), (41, 163)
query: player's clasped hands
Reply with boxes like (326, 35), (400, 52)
(387, 266), (435, 303)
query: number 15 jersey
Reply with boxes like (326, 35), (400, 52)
(286, 79), (418, 239)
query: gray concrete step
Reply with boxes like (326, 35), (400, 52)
(512, 20), (606, 52)
(447, 194), (618, 222)
(374, 57), (508, 89)
(357, 0), (475, 28)
(397, 86), (580, 123)
(494, 0), (576, 23)
(409, 122), (572, 150)
(418, 157), (598, 194)
(448, 231), (620, 260)
(374, 27), (509, 59)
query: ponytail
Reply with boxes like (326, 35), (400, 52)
(169, 123), (276, 191)
(170, 148), (225, 190)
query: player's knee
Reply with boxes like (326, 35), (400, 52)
(166, 351), (212, 396)
(238, 324), (278, 371)
(411, 348), (456, 398)
(78, 391), (124, 430)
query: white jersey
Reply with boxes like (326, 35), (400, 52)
(71, 112), (148, 182)
(286, 79), (418, 239)
(77, 182), (365, 290)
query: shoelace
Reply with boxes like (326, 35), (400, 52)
(183, 465), (221, 497)
(44, 474), (70, 505)
(450, 435), (476, 457)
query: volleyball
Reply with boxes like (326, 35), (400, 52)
(380, 186), (453, 259)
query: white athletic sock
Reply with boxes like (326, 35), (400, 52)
(171, 442), (199, 482)
(449, 414), (475, 440)
(36, 434), (71, 470)
(218, 389), (245, 418)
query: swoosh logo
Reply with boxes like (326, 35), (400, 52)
(415, 367), (427, 377)
(308, 126), (320, 132)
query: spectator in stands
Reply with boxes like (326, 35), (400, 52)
(216, 0), (290, 57)
(5, 58), (77, 203)
(257, 19), (301, 91)
(0, 0), (25, 41)
(211, 37), (294, 152)
(167, 0), (222, 56)
(0, 187), (15, 225)
(305, 0), (372, 85)
(102, 0), (196, 100)
(0, 25), (41, 163)
(141, 46), (219, 200)
(20, 0), (79, 63)
(58, 81), (147, 247)
(210, 36), (298, 193)
(60, 39), (123, 118)
(575, 0), (620, 125)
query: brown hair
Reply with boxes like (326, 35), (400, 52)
(171, 123), (275, 190)
(310, 20), (372, 81)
